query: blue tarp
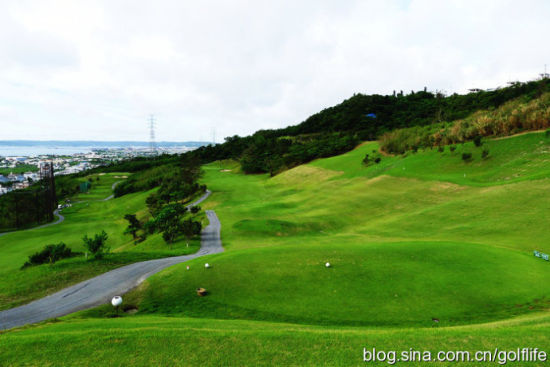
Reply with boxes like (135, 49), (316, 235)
(366, 113), (377, 118)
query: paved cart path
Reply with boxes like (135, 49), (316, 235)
(0, 190), (222, 330)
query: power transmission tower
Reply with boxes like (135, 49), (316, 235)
(149, 115), (157, 155)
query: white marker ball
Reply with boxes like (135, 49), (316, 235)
(111, 296), (122, 307)
(186, 266), (190, 270)
(205, 263), (210, 269)
(325, 262), (331, 268)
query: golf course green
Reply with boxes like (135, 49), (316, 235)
(1, 133), (549, 366)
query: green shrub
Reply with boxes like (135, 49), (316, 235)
(450, 145), (456, 152)
(462, 152), (472, 161)
(438, 145), (444, 152)
(482, 149), (490, 159)
(22, 242), (76, 268)
(473, 136), (483, 147)
(82, 231), (109, 259)
(363, 152), (382, 166)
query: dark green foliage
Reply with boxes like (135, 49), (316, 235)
(22, 242), (76, 268)
(145, 201), (201, 248)
(82, 231), (109, 259)
(181, 219), (202, 244)
(462, 152), (472, 161)
(473, 135), (483, 147)
(362, 152), (382, 166)
(482, 149), (490, 159)
(146, 204), (187, 234)
(190, 206), (200, 214)
(115, 155), (205, 200)
(145, 193), (164, 216)
(438, 145), (445, 152)
(0, 183), (54, 231)
(123, 214), (142, 241)
(450, 145), (456, 152)
(162, 222), (184, 245)
(545, 129), (550, 138)
(88, 79), (550, 181)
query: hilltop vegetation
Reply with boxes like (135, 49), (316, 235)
(97, 78), (550, 179)
(381, 92), (550, 153)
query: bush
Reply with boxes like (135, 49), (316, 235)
(462, 152), (472, 161)
(82, 230), (109, 259)
(22, 242), (75, 268)
(190, 206), (201, 214)
(363, 153), (382, 166)
(449, 145), (456, 152)
(473, 136), (483, 147)
(438, 145), (444, 152)
(482, 149), (490, 159)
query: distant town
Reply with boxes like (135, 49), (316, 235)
(0, 144), (207, 196)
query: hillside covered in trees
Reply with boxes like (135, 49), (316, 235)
(125, 78), (550, 176)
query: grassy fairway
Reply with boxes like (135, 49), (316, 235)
(126, 133), (550, 326)
(1, 313), (549, 366)
(0, 173), (201, 310)
(110, 241), (549, 327)
(1, 134), (549, 365)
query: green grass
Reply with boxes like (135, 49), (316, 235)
(2, 133), (550, 365)
(311, 132), (550, 186)
(1, 313), (549, 366)
(0, 172), (202, 310)
(84, 241), (548, 327)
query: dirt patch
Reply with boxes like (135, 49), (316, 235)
(271, 165), (341, 185)
(429, 182), (466, 192)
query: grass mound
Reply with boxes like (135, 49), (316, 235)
(121, 241), (550, 326)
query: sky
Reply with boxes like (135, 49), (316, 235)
(1, 0), (549, 142)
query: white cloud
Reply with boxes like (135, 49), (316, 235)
(0, 0), (549, 141)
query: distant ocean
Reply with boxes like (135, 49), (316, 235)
(0, 141), (209, 157)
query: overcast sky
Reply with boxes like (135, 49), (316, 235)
(1, 0), (549, 142)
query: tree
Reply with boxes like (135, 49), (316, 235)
(181, 219), (202, 247)
(162, 221), (184, 248)
(82, 230), (109, 259)
(145, 193), (163, 216)
(155, 203), (187, 232)
(124, 214), (141, 242)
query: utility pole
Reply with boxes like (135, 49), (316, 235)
(149, 115), (157, 155)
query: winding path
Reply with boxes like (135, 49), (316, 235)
(0, 190), (222, 331)
(0, 210), (64, 238)
(0, 180), (123, 238)
(101, 180), (122, 201)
